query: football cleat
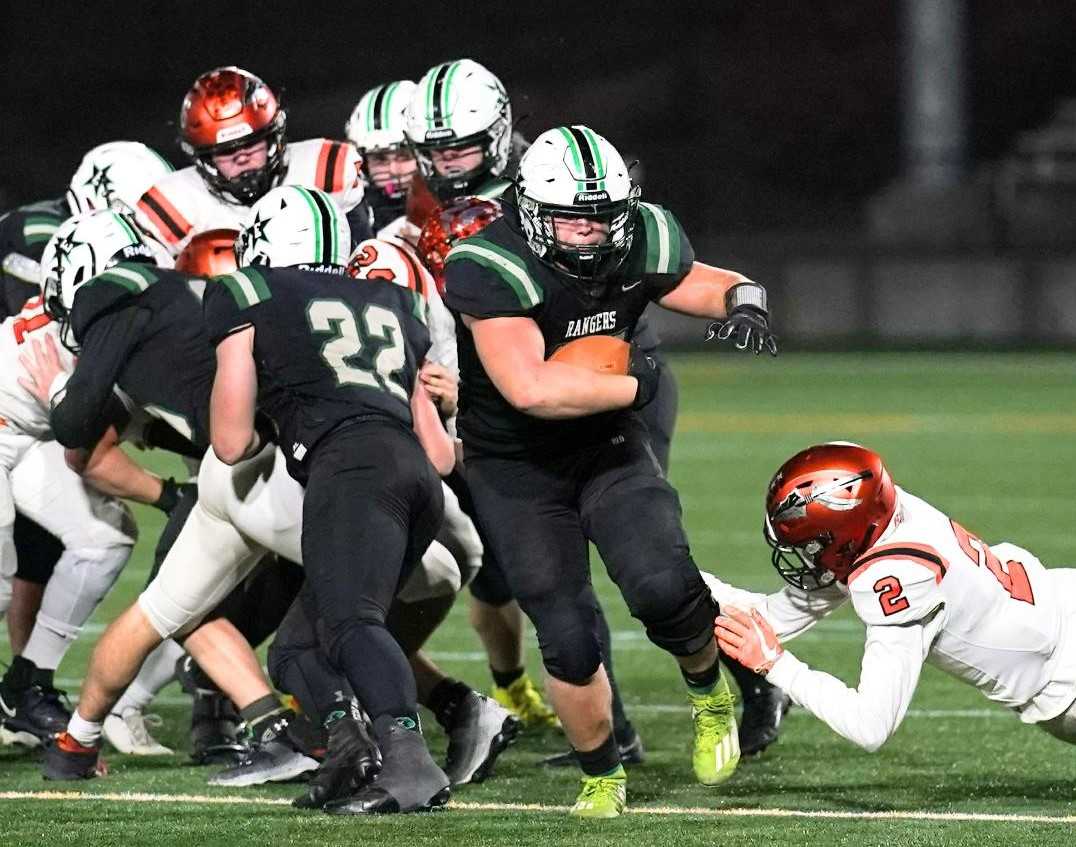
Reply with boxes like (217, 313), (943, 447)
(208, 737), (319, 788)
(42, 732), (102, 781)
(104, 709), (174, 756)
(188, 692), (246, 766)
(689, 676), (741, 786)
(0, 683), (71, 743)
(738, 684), (792, 757)
(324, 716), (450, 815)
(541, 729), (646, 768)
(294, 712), (381, 810)
(491, 674), (560, 731)
(443, 691), (519, 786)
(569, 765), (627, 819)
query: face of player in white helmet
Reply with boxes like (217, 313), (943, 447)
(365, 149), (418, 196)
(429, 144), (484, 178)
(551, 216), (611, 248)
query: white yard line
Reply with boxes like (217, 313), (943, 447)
(0, 791), (1071, 824)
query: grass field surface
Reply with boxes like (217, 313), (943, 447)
(2, 352), (1075, 846)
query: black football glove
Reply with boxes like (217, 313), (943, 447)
(152, 477), (197, 515)
(706, 306), (778, 356)
(629, 344), (662, 409)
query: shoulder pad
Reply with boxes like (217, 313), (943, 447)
(444, 235), (543, 314)
(71, 262), (163, 338)
(4, 201), (67, 253)
(291, 138), (362, 196)
(136, 174), (196, 248)
(207, 267), (274, 311)
(847, 548), (947, 627)
(636, 202), (687, 275)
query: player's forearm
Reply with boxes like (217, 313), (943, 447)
(80, 443), (164, 505)
(762, 583), (849, 642)
(507, 361), (638, 419)
(658, 262), (749, 318)
(766, 629), (924, 752)
(412, 384), (455, 476)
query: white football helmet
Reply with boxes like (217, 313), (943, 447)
(404, 59), (511, 200)
(516, 125), (640, 282)
(67, 141), (174, 215)
(40, 210), (170, 350)
(236, 185), (350, 269)
(346, 80), (418, 202)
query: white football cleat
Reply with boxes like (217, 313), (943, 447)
(104, 709), (174, 755)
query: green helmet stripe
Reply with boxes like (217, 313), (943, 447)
(557, 127), (585, 179)
(293, 187), (324, 264)
(579, 126), (606, 179)
(111, 211), (139, 244)
(365, 87), (380, 132)
(441, 61), (461, 124)
(381, 80), (400, 129)
(425, 63), (449, 128)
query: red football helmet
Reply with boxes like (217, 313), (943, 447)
(174, 229), (239, 276)
(179, 67), (287, 205)
(764, 443), (897, 590)
(417, 196), (503, 294)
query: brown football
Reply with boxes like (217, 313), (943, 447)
(549, 335), (630, 375)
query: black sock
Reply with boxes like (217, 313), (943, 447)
(490, 665), (525, 689)
(31, 666), (55, 689)
(425, 679), (472, 732)
(2, 656), (36, 692)
(575, 732), (621, 777)
(720, 652), (771, 699)
(241, 694), (292, 744)
(682, 657), (722, 694)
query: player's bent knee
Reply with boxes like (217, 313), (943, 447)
(540, 634), (602, 684)
(628, 569), (718, 657)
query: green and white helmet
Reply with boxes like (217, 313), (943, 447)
(346, 80), (417, 154)
(236, 185), (349, 269)
(67, 141), (174, 215)
(345, 80), (417, 201)
(516, 125), (640, 282)
(40, 209), (168, 350)
(404, 59), (511, 200)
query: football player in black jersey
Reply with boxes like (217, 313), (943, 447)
(28, 210), (314, 782)
(443, 125), (778, 818)
(0, 143), (177, 748)
(202, 185), (452, 814)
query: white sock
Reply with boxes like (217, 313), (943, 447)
(68, 709), (103, 747)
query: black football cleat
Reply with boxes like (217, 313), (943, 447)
(294, 712), (381, 809)
(540, 727), (646, 768)
(1, 683), (71, 743)
(42, 732), (101, 780)
(738, 682), (792, 756)
(324, 716), (450, 815)
(443, 692), (520, 786)
(176, 656), (246, 765)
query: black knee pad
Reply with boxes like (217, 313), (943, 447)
(525, 592), (603, 684)
(321, 613), (386, 673)
(631, 565), (717, 656)
(13, 514), (63, 584)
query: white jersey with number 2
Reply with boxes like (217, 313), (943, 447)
(704, 486), (1076, 750)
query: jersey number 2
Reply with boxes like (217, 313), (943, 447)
(874, 576), (911, 616)
(950, 521), (1035, 605)
(307, 299), (408, 401)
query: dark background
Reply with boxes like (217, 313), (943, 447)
(3, 1), (1075, 238)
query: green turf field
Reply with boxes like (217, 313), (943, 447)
(2, 352), (1076, 846)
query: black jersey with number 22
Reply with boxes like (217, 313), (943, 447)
(202, 265), (431, 481)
